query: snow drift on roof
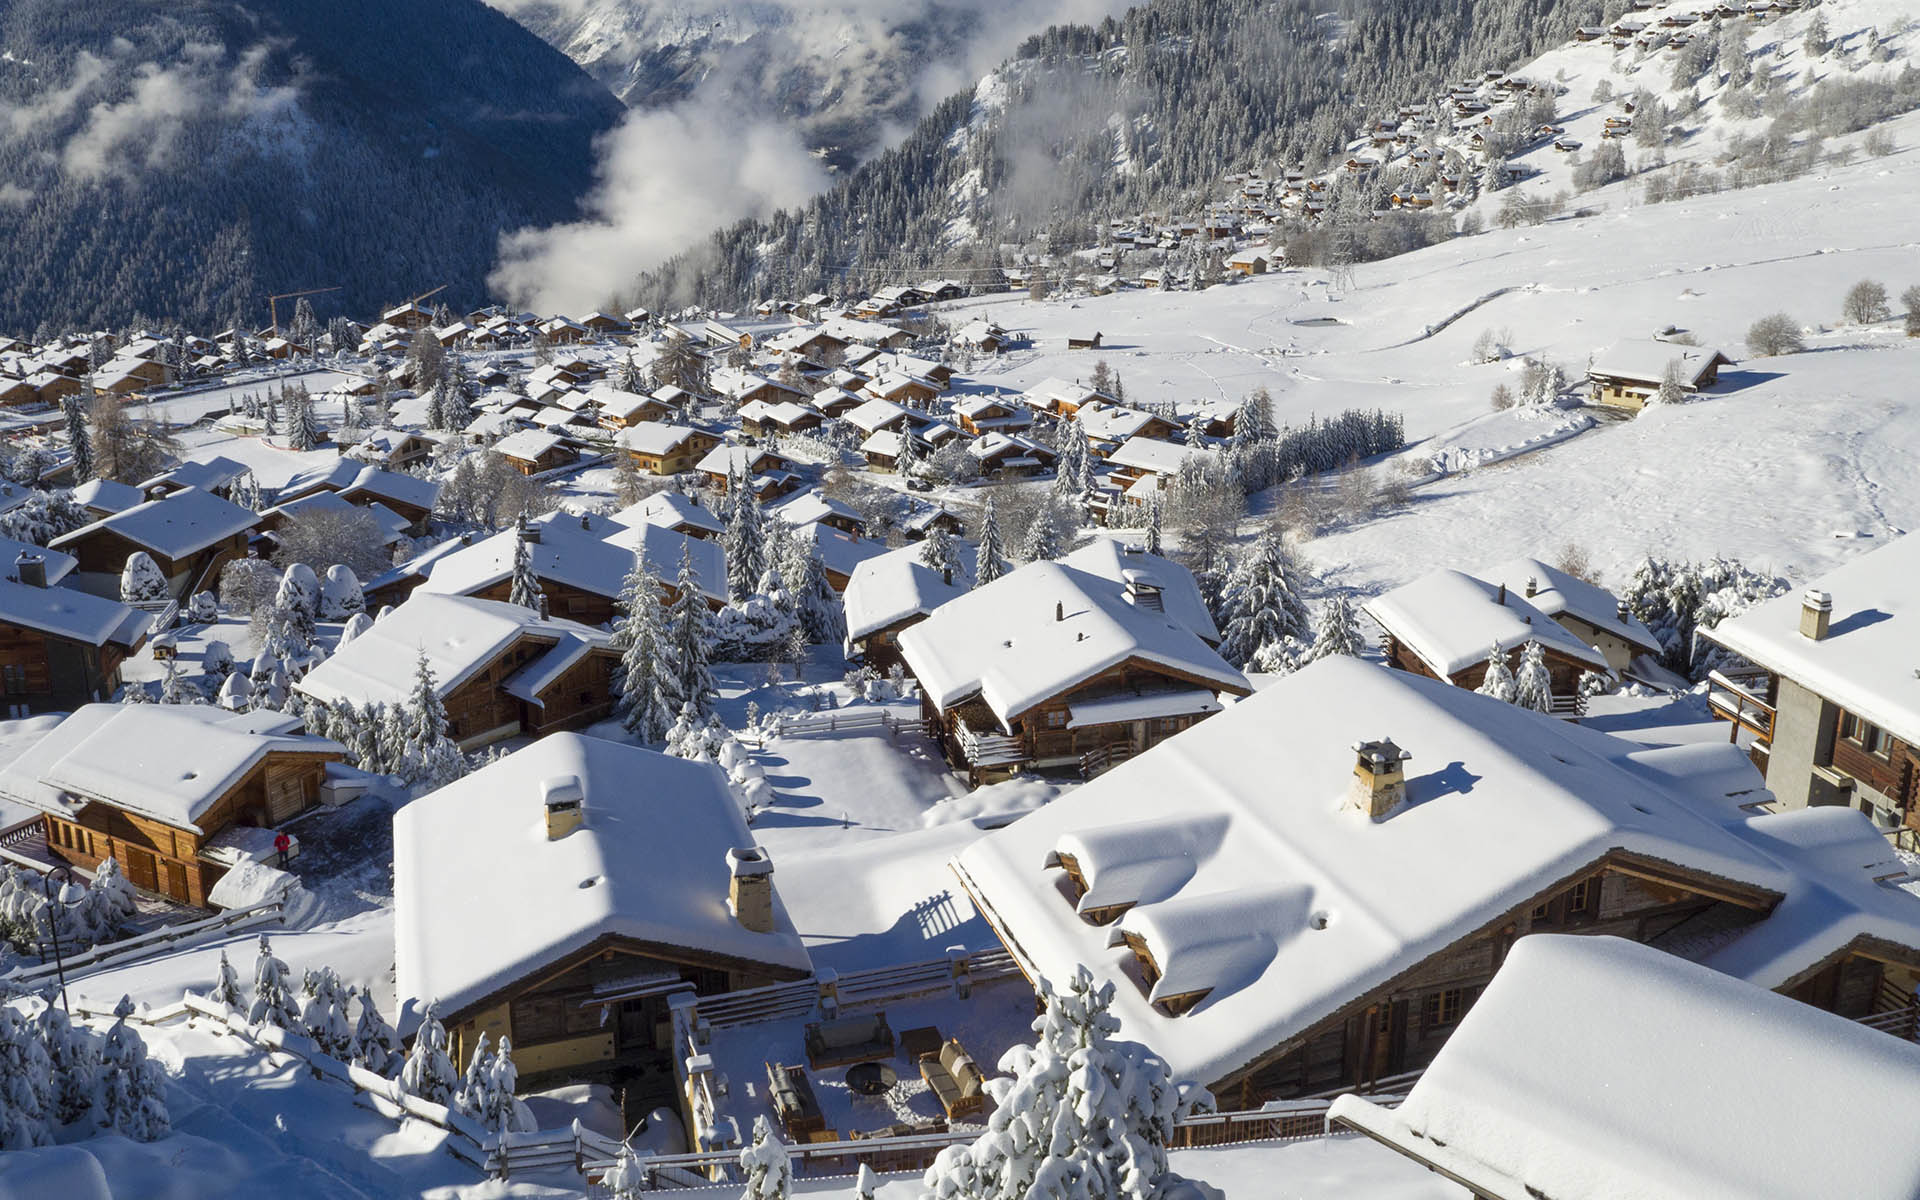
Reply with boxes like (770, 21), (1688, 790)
(1364, 568), (1610, 678)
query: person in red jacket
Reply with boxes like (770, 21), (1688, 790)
(273, 831), (291, 869)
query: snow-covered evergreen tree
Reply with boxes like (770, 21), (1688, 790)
(922, 966), (1180, 1200)
(0, 1006), (52, 1149)
(484, 1036), (526, 1134)
(1217, 529), (1311, 670)
(975, 498), (1006, 588)
(1305, 594), (1363, 661)
(211, 949), (244, 1010)
(614, 551), (676, 743)
(1017, 504), (1066, 565)
(785, 544), (844, 646)
(218, 671), (254, 712)
(724, 490), (765, 602)
(38, 1005), (97, 1125)
(919, 525), (961, 577)
(63, 396), (94, 483)
(87, 855), (138, 934)
(1144, 496), (1162, 557)
(286, 384), (323, 450)
(159, 656), (198, 705)
(398, 1003), (459, 1106)
(96, 996), (169, 1142)
(349, 992), (402, 1076)
(119, 552), (168, 603)
(667, 546), (718, 719)
(739, 1115), (793, 1200)
(1511, 638), (1554, 713)
(1476, 644), (1516, 702)
(319, 565), (366, 620)
(455, 1031), (492, 1120)
(275, 562), (321, 648)
(249, 935), (302, 1029)
(508, 518), (543, 612)
(400, 652), (467, 789)
(300, 966), (354, 1060)
(1051, 419), (1090, 501)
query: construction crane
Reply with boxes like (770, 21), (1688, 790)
(267, 286), (341, 335)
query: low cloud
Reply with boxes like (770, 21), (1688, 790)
(490, 104), (831, 314)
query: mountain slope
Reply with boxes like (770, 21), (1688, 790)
(631, 0), (1604, 310)
(0, 0), (625, 334)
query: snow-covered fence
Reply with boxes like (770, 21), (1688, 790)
(594, 1098), (1395, 1189)
(694, 947), (1022, 1030)
(763, 708), (927, 740)
(4, 897), (285, 987)
(128, 596), (180, 634)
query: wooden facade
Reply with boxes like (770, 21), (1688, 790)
(626, 430), (720, 476)
(1381, 635), (1590, 702)
(428, 628), (623, 747)
(444, 934), (809, 1090)
(41, 750), (339, 906)
(0, 620), (135, 714)
(59, 526), (251, 599)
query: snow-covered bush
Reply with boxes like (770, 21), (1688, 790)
(219, 557), (281, 618)
(398, 1003), (459, 1105)
(249, 934), (302, 1029)
(338, 612), (375, 647)
(300, 966), (354, 1060)
(119, 552), (168, 604)
(349, 993), (402, 1076)
(202, 639), (235, 678)
(1623, 556), (1789, 679)
(922, 966), (1181, 1200)
(96, 996), (169, 1142)
(739, 1116), (792, 1200)
(319, 565), (367, 620)
(187, 591), (219, 623)
(1745, 312), (1804, 357)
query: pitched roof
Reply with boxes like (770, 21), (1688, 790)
(0, 537), (76, 586)
(0, 705), (340, 832)
(1331, 935), (1920, 1200)
(899, 561), (1248, 728)
(0, 578), (148, 647)
(610, 491), (725, 537)
(415, 511), (723, 605)
(1364, 569), (1611, 677)
(393, 734), (812, 1019)
(843, 539), (979, 643)
(618, 422), (707, 457)
(1059, 538), (1222, 643)
(952, 658), (1829, 1090)
(1481, 558), (1661, 655)
(491, 429), (567, 463)
(68, 478), (148, 516)
(49, 487), (260, 560)
(296, 592), (609, 708)
(1588, 341), (1730, 388)
(1703, 534), (1920, 745)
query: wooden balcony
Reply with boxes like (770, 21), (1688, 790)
(1706, 667), (1775, 744)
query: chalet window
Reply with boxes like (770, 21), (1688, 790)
(1566, 879), (1593, 915)
(510, 991), (605, 1044)
(1422, 988), (1465, 1031)
(1044, 710), (1068, 728)
(1843, 713), (1893, 758)
(1, 664), (23, 695)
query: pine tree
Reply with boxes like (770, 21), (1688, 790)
(724, 490), (765, 602)
(614, 551), (675, 743)
(401, 652), (467, 789)
(88, 855), (138, 932)
(1476, 643), (1516, 702)
(975, 498), (1006, 587)
(1511, 638), (1554, 713)
(785, 543), (844, 646)
(0, 1006), (51, 1149)
(739, 1115), (793, 1200)
(484, 1037), (523, 1134)
(1017, 504), (1065, 565)
(1218, 528), (1311, 669)
(668, 546), (718, 719)
(398, 1003), (458, 1106)
(922, 966), (1179, 1200)
(274, 563), (320, 649)
(249, 934), (302, 1028)
(96, 996), (169, 1142)
(211, 949), (244, 1010)
(1305, 595), (1363, 661)
(38, 1006), (97, 1125)
(349, 992), (402, 1076)
(1144, 495), (1162, 556)
(63, 396), (94, 483)
(919, 525), (961, 577)
(300, 966), (354, 1060)
(456, 1031), (492, 1119)
(508, 518), (544, 612)
(1051, 419), (1089, 501)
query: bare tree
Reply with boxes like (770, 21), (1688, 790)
(1745, 312), (1804, 356)
(1842, 279), (1891, 325)
(270, 507), (394, 581)
(89, 394), (181, 483)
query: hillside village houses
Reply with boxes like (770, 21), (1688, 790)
(954, 657), (1920, 1108)
(842, 538), (979, 672)
(51, 487), (261, 600)
(0, 543), (152, 713)
(1703, 534), (1920, 848)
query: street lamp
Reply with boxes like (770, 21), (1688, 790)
(39, 864), (76, 1014)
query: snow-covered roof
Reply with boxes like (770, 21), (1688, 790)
(1364, 568), (1610, 678)
(140, 455), (248, 495)
(0, 577), (149, 647)
(1076, 405), (1161, 442)
(1482, 557), (1661, 654)
(844, 397), (910, 434)
(416, 511), (723, 606)
(296, 593), (609, 709)
(339, 464), (440, 514)
(952, 658), (1809, 1089)
(491, 429), (567, 463)
(798, 524), (889, 581)
(1105, 436), (1210, 475)
(0, 537), (76, 586)
(1330, 935), (1920, 1200)
(1059, 538), (1222, 644)
(693, 444), (784, 477)
(1703, 535), (1920, 745)
(899, 561), (1248, 728)
(277, 459), (365, 499)
(1588, 340), (1730, 388)
(49, 487), (260, 560)
(0, 705), (341, 833)
(768, 489), (862, 531)
(69, 478), (147, 515)
(842, 539), (979, 643)
(610, 490), (725, 537)
(618, 422), (707, 457)
(589, 385), (666, 421)
(393, 734), (812, 1019)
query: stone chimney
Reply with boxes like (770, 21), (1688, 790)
(1122, 569), (1164, 613)
(1347, 738), (1412, 821)
(728, 846), (776, 933)
(542, 774), (585, 840)
(1800, 589), (1833, 641)
(1055, 601), (1065, 622)
(1524, 575), (1538, 599)
(14, 551), (46, 588)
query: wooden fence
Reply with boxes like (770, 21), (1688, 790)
(4, 898), (285, 990)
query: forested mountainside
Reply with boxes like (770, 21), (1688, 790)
(493, 0), (1005, 170)
(0, 0), (623, 335)
(634, 0), (1607, 310)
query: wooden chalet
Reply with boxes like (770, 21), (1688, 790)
(1587, 342), (1731, 410)
(842, 539), (976, 673)
(50, 487), (260, 600)
(694, 445), (798, 493)
(491, 429), (578, 475)
(0, 548), (151, 714)
(393, 737), (813, 1087)
(955, 657), (1920, 1111)
(899, 558), (1247, 783)
(0, 705), (344, 906)
(1365, 569), (1612, 711)
(298, 594), (623, 748)
(619, 424), (721, 476)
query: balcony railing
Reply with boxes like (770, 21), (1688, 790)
(1706, 668), (1775, 742)
(956, 719), (1024, 768)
